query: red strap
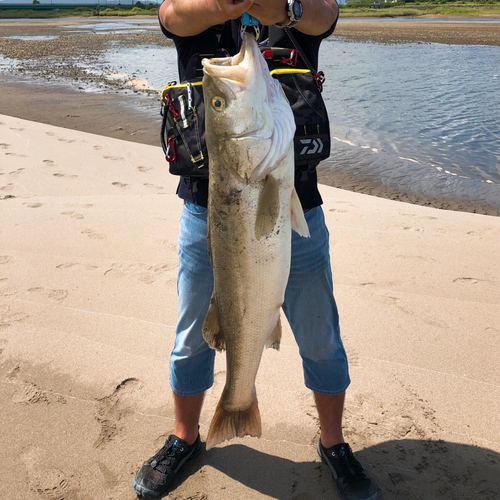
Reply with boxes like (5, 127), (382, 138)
(166, 137), (176, 162)
(165, 94), (179, 117)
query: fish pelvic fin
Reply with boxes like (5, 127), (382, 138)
(265, 317), (282, 350)
(255, 175), (280, 240)
(290, 188), (310, 238)
(206, 396), (262, 450)
(202, 295), (226, 351)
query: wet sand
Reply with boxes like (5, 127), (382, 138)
(1, 18), (499, 215)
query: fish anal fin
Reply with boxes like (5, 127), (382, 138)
(290, 188), (310, 238)
(265, 317), (282, 350)
(255, 175), (280, 240)
(202, 296), (226, 351)
(206, 396), (262, 450)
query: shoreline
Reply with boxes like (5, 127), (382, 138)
(1, 18), (499, 215)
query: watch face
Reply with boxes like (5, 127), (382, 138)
(293, 0), (303, 18)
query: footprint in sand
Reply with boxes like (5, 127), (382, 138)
(0, 143), (10, 149)
(5, 152), (28, 158)
(42, 159), (55, 166)
(12, 382), (48, 405)
(0, 255), (13, 264)
(26, 202), (43, 208)
(61, 211), (84, 219)
(94, 378), (141, 449)
(453, 277), (480, 285)
(0, 285), (17, 298)
(0, 304), (28, 329)
(9, 127), (24, 131)
(93, 145), (103, 151)
(137, 165), (152, 173)
(103, 155), (124, 161)
(111, 181), (128, 188)
(53, 172), (78, 179)
(45, 131), (55, 136)
(56, 262), (99, 271)
(22, 447), (77, 500)
(0, 338), (7, 356)
(82, 229), (106, 240)
(0, 183), (15, 192)
(63, 202), (94, 209)
(9, 168), (25, 175)
(104, 263), (173, 284)
(144, 183), (164, 191)
(57, 138), (76, 143)
(27, 287), (68, 301)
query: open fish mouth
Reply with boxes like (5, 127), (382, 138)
(202, 33), (263, 87)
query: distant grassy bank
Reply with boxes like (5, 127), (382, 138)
(340, 2), (500, 17)
(1, 2), (500, 19)
(0, 4), (158, 19)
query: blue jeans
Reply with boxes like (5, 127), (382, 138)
(169, 201), (350, 396)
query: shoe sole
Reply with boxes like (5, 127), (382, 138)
(316, 441), (378, 500)
(132, 442), (202, 498)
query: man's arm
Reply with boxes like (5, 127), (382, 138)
(160, 0), (338, 38)
(248, 0), (338, 36)
(159, 0), (254, 37)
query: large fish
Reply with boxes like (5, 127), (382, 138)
(201, 33), (309, 450)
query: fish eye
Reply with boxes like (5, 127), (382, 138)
(211, 97), (225, 112)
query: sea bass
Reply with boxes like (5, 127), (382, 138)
(201, 33), (309, 450)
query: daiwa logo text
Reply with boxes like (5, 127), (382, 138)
(299, 138), (324, 155)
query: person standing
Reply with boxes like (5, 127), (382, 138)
(133, 2), (378, 499)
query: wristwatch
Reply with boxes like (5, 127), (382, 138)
(275, 0), (303, 29)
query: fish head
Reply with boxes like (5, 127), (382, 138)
(202, 34), (295, 182)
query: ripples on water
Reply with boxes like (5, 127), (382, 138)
(319, 39), (500, 208)
(3, 18), (499, 209)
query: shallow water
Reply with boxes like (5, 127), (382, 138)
(88, 28), (500, 207)
(2, 18), (500, 209)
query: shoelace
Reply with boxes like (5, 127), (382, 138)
(337, 447), (368, 484)
(150, 439), (185, 471)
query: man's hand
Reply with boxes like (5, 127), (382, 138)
(160, 0), (254, 37)
(246, 1), (288, 27)
(216, 0), (255, 20)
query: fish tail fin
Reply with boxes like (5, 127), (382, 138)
(290, 188), (310, 238)
(206, 395), (262, 450)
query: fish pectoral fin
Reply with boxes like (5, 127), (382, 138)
(266, 317), (282, 350)
(206, 396), (262, 450)
(255, 175), (280, 240)
(202, 296), (226, 351)
(290, 188), (310, 238)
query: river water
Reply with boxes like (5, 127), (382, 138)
(2, 18), (500, 210)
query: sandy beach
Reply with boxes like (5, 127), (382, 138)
(1, 113), (499, 499)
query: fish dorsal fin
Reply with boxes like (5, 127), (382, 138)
(202, 295), (226, 351)
(255, 175), (280, 240)
(265, 317), (282, 350)
(290, 188), (310, 238)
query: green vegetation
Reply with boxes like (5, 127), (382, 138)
(0, 4), (159, 19)
(339, 0), (500, 17)
(1, 1), (500, 18)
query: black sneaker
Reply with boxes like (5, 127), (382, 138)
(317, 441), (378, 500)
(133, 434), (202, 498)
